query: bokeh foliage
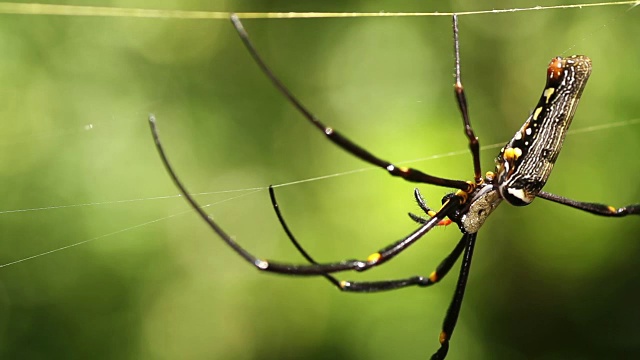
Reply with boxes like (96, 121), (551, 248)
(0, 1), (639, 359)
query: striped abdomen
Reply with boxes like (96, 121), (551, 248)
(495, 55), (592, 206)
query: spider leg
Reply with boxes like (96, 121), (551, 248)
(408, 212), (430, 225)
(339, 234), (468, 292)
(230, 14), (472, 193)
(409, 188), (453, 226)
(268, 186), (340, 287)
(150, 115), (462, 276)
(537, 191), (640, 217)
(431, 232), (477, 360)
(414, 187), (433, 214)
(452, 15), (482, 185)
(270, 185), (465, 292)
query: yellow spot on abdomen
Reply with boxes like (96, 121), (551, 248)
(504, 147), (522, 161)
(504, 148), (515, 160)
(513, 147), (522, 159)
(543, 87), (555, 103)
(533, 107), (543, 120)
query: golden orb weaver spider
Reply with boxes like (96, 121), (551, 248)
(149, 14), (640, 360)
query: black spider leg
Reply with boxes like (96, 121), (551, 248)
(268, 186), (340, 287)
(409, 188), (437, 224)
(431, 232), (477, 360)
(537, 191), (640, 217)
(342, 235), (468, 293)
(149, 115), (463, 275)
(452, 14), (482, 185)
(230, 14), (472, 193)
(269, 185), (467, 292)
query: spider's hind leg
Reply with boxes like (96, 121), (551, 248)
(537, 191), (640, 217)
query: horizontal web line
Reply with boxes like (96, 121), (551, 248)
(0, 1), (638, 20)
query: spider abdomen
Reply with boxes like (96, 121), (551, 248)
(495, 55), (592, 206)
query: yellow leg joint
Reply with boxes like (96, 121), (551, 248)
(608, 206), (617, 213)
(367, 252), (382, 263)
(439, 331), (448, 344)
(465, 180), (475, 193)
(454, 189), (469, 203)
(428, 271), (438, 283)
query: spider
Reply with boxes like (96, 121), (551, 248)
(148, 14), (640, 360)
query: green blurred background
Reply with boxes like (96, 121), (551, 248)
(0, 0), (639, 359)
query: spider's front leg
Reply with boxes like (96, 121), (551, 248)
(230, 14), (474, 194)
(408, 188), (454, 227)
(150, 115), (463, 277)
